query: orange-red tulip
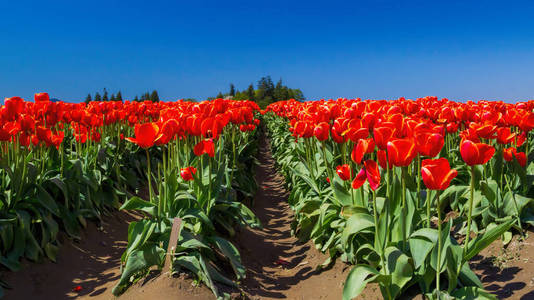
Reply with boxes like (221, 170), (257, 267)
(351, 160), (381, 191)
(503, 147), (526, 167)
(313, 122), (330, 141)
(125, 123), (160, 149)
(421, 158), (458, 190)
(351, 138), (375, 164)
(387, 138), (417, 167)
(193, 138), (215, 157)
(180, 166), (197, 181)
(496, 127), (516, 145)
(336, 164), (352, 181)
(460, 139), (495, 166)
(415, 132), (444, 157)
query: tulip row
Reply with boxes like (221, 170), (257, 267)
(0, 94), (262, 298)
(264, 97), (534, 300)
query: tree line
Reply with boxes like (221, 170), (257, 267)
(212, 76), (304, 108)
(84, 88), (159, 104)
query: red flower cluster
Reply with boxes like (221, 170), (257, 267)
(0, 94), (261, 152)
(267, 96), (533, 193)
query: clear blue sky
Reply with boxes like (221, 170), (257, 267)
(2, 0), (534, 102)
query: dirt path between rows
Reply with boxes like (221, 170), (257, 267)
(234, 135), (352, 300)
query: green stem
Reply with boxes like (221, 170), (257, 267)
(401, 167), (407, 251)
(416, 154), (421, 210)
(373, 188), (392, 300)
(436, 190), (442, 296)
(427, 189), (432, 228)
(208, 156), (212, 212)
(146, 149), (153, 204)
(463, 166), (475, 256)
(228, 126), (237, 197)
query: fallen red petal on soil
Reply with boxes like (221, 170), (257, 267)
(72, 286), (82, 292)
(275, 258), (290, 265)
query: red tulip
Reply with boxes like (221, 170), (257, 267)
(352, 168), (367, 190)
(387, 138), (417, 167)
(193, 138), (215, 157)
(344, 127), (369, 143)
(351, 160), (381, 191)
(515, 151), (527, 167)
(377, 149), (389, 169)
(446, 123), (459, 133)
(496, 127), (516, 145)
(51, 131), (64, 149)
(373, 126), (396, 150)
(415, 132), (444, 157)
(421, 158), (458, 190)
(351, 138), (375, 164)
(470, 122), (496, 139)
(35, 92), (50, 102)
(180, 166), (197, 181)
(336, 164), (352, 181)
(155, 119), (178, 145)
(515, 131), (527, 147)
(293, 121), (313, 138)
(364, 160), (381, 191)
(125, 123), (160, 149)
(519, 112), (534, 132)
(4, 97), (24, 120)
(503, 147), (526, 167)
(313, 122), (330, 141)
(460, 139), (495, 166)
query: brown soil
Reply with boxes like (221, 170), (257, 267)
(3, 210), (139, 300)
(473, 229), (534, 300)
(3, 136), (534, 300)
(234, 136), (356, 300)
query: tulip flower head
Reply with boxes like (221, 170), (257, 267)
(460, 139), (495, 166)
(351, 160), (381, 191)
(503, 147), (527, 167)
(387, 138), (417, 167)
(336, 164), (352, 181)
(180, 166), (197, 181)
(193, 138), (215, 157)
(351, 138), (375, 164)
(415, 132), (444, 157)
(421, 158), (458, 190)
(125, 123), (161, 149)
(313, 122), (330, 141)
(496, 127), (516, 145)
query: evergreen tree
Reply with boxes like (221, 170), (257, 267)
(84, 93), (92, 104)
(288, 88), (305, 101)
(216, 92), (224, 99)
(94, 92), (102, 101)
(116, 91), (123, 101)
(134, 95), (139, 101)
(274, 78), (286, 101)
(110, 93), (116, 101)
(247, 84), (255, 101)
(150, 90), (160, 102)
(103, 88), (109, 101)
(229, 84), (236, 97)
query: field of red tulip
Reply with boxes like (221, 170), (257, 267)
(0, 94), (262, 298)
(264, 97), (534, 300)
(1, 93), (533, 299)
